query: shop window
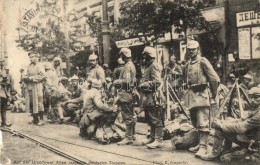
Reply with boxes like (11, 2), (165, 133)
(238, 27), (260, 59)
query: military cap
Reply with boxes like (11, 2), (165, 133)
(244, 74), (252, 80)
(187, 40), (199, 49)
(70, 74), (79, 80)
(120, 48), (131, 58)
(91, 79), (102, 89)
(142, 46), (156, 58)
(5, 67), (9, 70)
(53, 57), (62, 61)
(249, 87), (260, 96)
(89, 53), (98, 60)
(117, 58), (125, 65)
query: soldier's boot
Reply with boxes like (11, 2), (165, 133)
(141, 126), (155, 145)
(117, 124), (133, 145)
(189, 145), (200, 153)
(1, 110), (11, 127)
(37, 112), (44, 126)
(200, 129), (224, 161)
(132, 122), (136, 140)
(79, 127), (87, 137)
(146, 127), (163, 149)
(195, 132), (208, 157)
(28, 114), (38, 124)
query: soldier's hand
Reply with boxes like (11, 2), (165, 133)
(210, 98), (218, 110)
(212, 119), (222, 129)
(112, 106), (118, 113)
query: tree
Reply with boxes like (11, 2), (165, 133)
(85, 12), (125, 48)
(119, 0), (217, 45)
(16, 0), (71, 60)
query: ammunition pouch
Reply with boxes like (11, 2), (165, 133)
(189, 83), (207, 93)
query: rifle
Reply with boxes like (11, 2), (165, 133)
(167, 82), (190, 120)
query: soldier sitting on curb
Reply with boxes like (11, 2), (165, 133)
(201, 86), (260, 163)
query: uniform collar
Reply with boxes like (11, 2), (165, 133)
(190, 56), (201, 64)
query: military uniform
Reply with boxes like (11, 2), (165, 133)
(139, 46), (165, 149)
(87, 65), (105, 84)
(24, 59), (46, 125)
(140, 60), (163, 126)
(79, 81), (114, 138)
(0, 74), (11, 127)
(61, 84), (82, 121)
(184, 40), (220, 157)
(113, 66), (124, 80)
(116, 60), (136, 145)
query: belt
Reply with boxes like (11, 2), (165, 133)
(188, 83), (208, 92)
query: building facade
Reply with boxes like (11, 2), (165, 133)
(226, 0), (260, 83)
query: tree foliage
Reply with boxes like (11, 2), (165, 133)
(16, 0), (75, 59)
(119, 0), (217, 44)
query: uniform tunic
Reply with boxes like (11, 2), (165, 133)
(117, 61), (136, 124)
(140, 60), (163, 127)
(184, 56), (219, 132)
(25, 62), (45, 114)
(79, 88), (113, 129)
(87, 65), (105, 84)
(113, 66), (124, 80)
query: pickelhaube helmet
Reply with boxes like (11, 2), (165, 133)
(89, 52), (98, 60)
(70, 74), (79, 81)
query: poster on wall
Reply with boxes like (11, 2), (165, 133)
(252, 27), (260, 59)
(238, 28), (251, 59)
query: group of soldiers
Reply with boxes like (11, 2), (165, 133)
(2, 39), (260, 163)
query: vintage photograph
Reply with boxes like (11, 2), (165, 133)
(0, 0), (260, 165)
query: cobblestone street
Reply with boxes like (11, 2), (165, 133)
(1, 111), (222, 165)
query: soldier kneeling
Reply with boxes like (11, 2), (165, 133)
(79, 79), (117, 139)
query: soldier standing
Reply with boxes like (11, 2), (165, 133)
(4, 67), (14, 90)
(138, 46), (165, 149)
(184, 40), (220, 157)
(87, 53), (105, 84)
(115, 48), (137, 145)
(0, 73), (12, 127)
(23, 52), (46, 126)
(112, 58), (125, 80)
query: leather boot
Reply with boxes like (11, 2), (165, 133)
(132, 122), (136, 140)
(189, 145), (200, 153)
(117, 124), (133, 145)
(146, 127), (163, 149)
(28, 114), (38, 124)
(141, 126), (155, 145)
(200, 129), (224, 161)
(37, 112), (44, 126)
(195, 132), (209, 157)
(1, 109), (11, 127)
